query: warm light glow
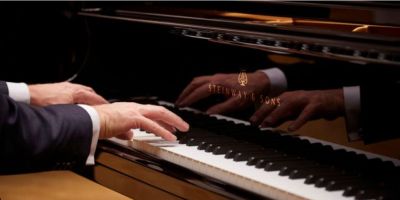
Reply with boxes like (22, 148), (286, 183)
(220, 12), (293, 25)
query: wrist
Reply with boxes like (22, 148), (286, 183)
(28, 85), (40, 106)
(93, 105), (107, 139)
(253, 71), (271, 94)
(330, 88), (345, 116)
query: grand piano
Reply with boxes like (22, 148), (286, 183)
(60, 2), (400, 200)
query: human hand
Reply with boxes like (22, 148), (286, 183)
(29, 82), (108, 106)
(176, 71), (270, 114)
(250, 89), (344, 131)
(94, 102), (190, 141)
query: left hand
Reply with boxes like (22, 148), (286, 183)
(250, 89), (345, 131)
(176, 71), (270, 114)
(29, 82), (108, 106)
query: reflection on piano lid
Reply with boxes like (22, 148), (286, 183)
(79, 2), (400, 65)
(100, 100), (400, 200)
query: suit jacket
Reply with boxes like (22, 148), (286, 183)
(0, 81), (93, 174)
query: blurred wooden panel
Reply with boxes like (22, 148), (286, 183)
(95, 152), (230, 200)
(95, 166), (182, 200)
(279, 117), (400, 159)
(0, 170), (131, 200)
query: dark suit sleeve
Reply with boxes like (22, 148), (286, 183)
(278, 61), (400, 91)
(0, 81), (8, 95)
(0, 94), (93, 173)
(279, 61), (363, 91)
(359, 81), (400, 143)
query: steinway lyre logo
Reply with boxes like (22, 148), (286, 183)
(238, 70), (248, 86)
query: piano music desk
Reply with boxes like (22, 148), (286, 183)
(0, 170), (131, 200)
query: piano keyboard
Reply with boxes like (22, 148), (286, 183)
(108, 101), (400, 200)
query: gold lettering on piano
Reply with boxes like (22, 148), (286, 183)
(238, 71), (248, 86)
(208, 83), (280, 106)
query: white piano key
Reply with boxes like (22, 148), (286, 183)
(110, 130), (353, 200)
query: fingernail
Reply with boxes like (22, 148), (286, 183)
(249, 116), (257, 123)
(184, 123), (190, 131)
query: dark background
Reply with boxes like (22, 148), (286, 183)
(1, 2), (397, 119)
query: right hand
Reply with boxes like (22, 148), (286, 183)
(250, 89), (344, 131)
(94, 102), (190, 141)
(176, 71), (271, 114)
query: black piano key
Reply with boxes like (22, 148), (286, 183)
(246, 152), (291, 165)
(255, 159), (270, 169)
(185, 135), (225, 146)
(213, 143), (262, 155)
(174, 130), (186, 141)
(289, 166), (339, 180)
(233, 149), (280, 162)
(186, 138), (205, 146)
(179, 129), (216, 144)
(265, 160), (317, 172)
(304, 169), (349, 184)
(279, 162), (324, 176)
(355, 188), (400, 200)
(204, 140), (239, 152)
(255, 155), (305, 169)
(197, 137), (237, 150)
(197, 141), (212, 150)
(345, 179), (400, 198)
(326, 179), (375, 192)
(314, 175), (361, 188)
(344, 185), (364, 197)
(225, 147), (265, 159)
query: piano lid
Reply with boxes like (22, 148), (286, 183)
(79, 2), (400, 65)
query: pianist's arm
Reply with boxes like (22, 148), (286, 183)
(0, 93), (94, 173)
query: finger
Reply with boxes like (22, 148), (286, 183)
(135, 116), (177, 141)
(157, 120), (176, 133)
(116, 130), (134, 140)
(206, 97), (243, 114)
(288, 105), (315, 131)
(250, 103), (276, 125)
(176, 76), (210, 105)
(260, 103), (292, 127)
(75, 90), (109, 105)
(178, 83), (212, 107)
(142, 105), (189, 132)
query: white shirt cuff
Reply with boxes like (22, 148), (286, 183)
(343, 86), (362, 141)
(259, 68), (287, 96)
(78, 104), (100, 165)
(6, 82), (30, 104)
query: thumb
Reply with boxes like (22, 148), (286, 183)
(75, 90), (109, 105)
